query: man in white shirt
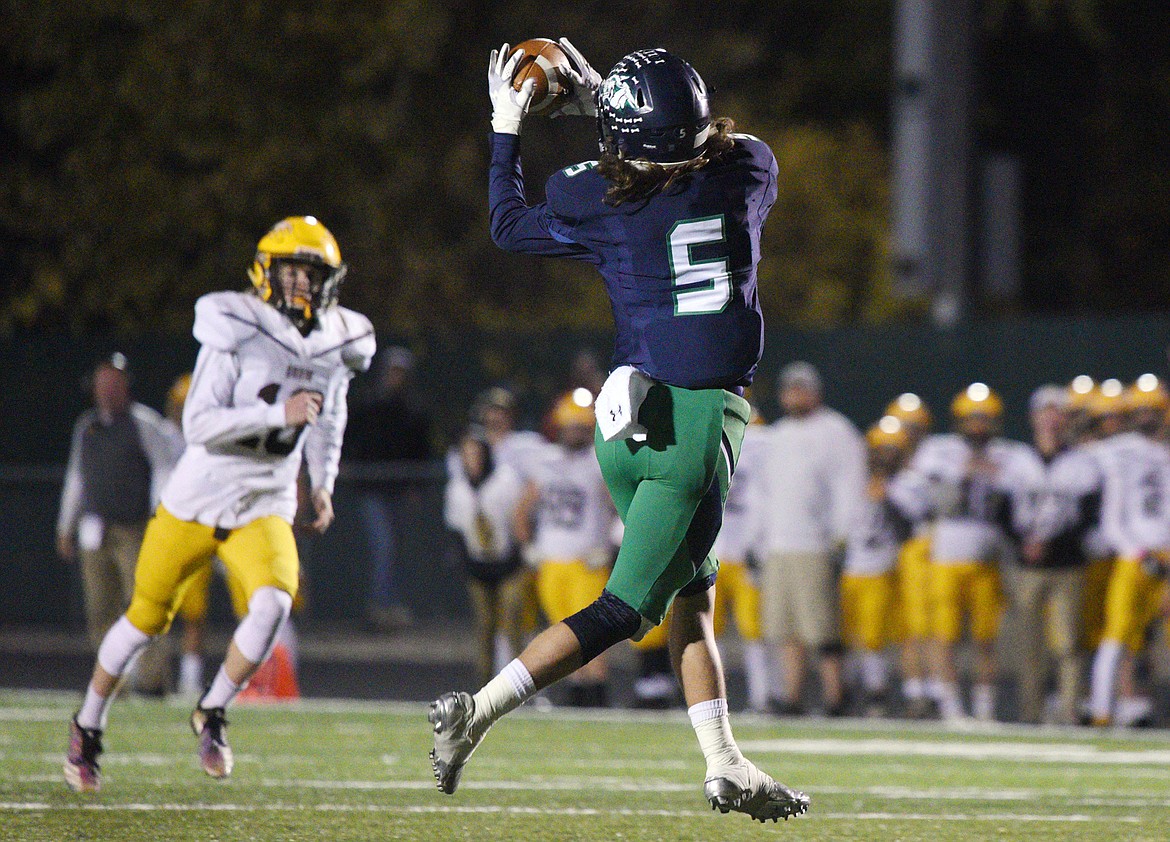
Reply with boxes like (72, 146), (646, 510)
(758, 362), (865, 716)
(64, 217), (374, 793)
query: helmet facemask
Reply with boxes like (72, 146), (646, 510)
(261, 256), (346, 334)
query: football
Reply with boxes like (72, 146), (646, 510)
(509, 38), (572, 115)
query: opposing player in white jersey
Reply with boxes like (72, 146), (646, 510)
(710, 408), (771, 713)
(882, 393), (937, 718)
(892, 384), (1045, 721)
(514, 390), (617, 706)
(1086, 377), (1170, 726)
(65, 217), (375, 793)
(841, 417), (915, 716)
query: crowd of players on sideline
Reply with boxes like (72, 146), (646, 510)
(444, 362), (1170, 727)
(59, 350), (1170, 726)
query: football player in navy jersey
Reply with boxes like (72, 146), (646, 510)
(429, 42), (808, 823)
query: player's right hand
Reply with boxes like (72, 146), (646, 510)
(284, 390), (323, 427)
(488, 43), (535, 135)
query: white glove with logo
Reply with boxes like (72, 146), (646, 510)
(488, 43), (535, 135)
(551, 37), (601, 118)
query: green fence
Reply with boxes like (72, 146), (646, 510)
(4, 315), (1170, 626)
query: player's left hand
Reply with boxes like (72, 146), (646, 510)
(488, 43), (535, 135)
(310, 487), (334, 534)
(550, 37), (601, 118)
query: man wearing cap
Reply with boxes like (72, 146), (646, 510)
(757, 361), (865, 716)
(57, 354), (183, 693)
(1016, 385), (1095, 724)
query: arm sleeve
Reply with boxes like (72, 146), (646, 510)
(182, 345), (286, 448)
(303, 369), (353, 495)
(56, 416), (88, 537)
(488, 132), (595, 259)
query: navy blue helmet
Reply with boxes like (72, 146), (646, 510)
(597, 49), (712, 164)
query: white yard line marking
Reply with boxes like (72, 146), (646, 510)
(0, 802), (1149, 823)
(740, 737), (1170, 764)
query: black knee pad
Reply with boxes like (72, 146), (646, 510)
(563, 590), (643, 665)
(677, 571), (716, 599)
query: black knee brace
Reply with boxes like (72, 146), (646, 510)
(563, 590), (643, 665)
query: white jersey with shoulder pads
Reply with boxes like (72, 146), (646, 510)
(901, 433), (1045, 564)
(1091, 431), (1170, 558)
(713, 423), (767, 563)
(843, 487), (906, 576)
(162, 291), (375, 529)
(529, 444), (615, 567)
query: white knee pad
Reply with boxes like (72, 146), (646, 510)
(97, 616), (153, 677)
(232, 586), (293, 665)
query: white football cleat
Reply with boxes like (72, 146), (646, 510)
(704, 758), (810, 823)
(190, 705), (233, 779)
(428, 691), (489, 794)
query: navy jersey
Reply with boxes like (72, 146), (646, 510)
(489, 131), (778, 389)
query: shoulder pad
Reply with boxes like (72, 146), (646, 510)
(335, 307), (376, 373)
(193, 291), (261, 351)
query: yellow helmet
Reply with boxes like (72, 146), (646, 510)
(551, 388), (595, 429)
(1066, 375), (1098, 411)
(1088, 378), (1126, 418)
(951, 383), (1003, 419)
(867, 415), (910, 451)
(884, 392), (932, 430)
(166, 373), (192, 419)
(1127, 373), (1169, 413)
(246, 216), (346, 330)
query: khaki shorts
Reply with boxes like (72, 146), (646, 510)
(761, 550), (840, 648)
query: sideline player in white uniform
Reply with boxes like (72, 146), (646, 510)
(514, 390), (617, 706)
(709, 408), (771, 713)
(893, 384), (1045, 722)
(65, 217), (375, 793)
(882, 394), (937, 718)
(841, 417), (915, 716)
(1087, 377), (1170, 726)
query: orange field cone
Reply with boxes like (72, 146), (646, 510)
(237, 642), (300, 703)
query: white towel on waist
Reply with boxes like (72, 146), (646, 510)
(596, 366), (653, 442)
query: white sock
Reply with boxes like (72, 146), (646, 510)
(493, 634), (513, 674)
(926, 678), (946, 701)
(937, 682), (964, 719)
(1089, 640), (1124, 721)
(903, 676), (925, 700)
(689, 698), (744, 772)
(179, 652), (204, 694)
(743, 641), (769, 711)
(1116, 695), (1153, 726)
(472, 659), (535, 729)
(77, 684), (114, 731)
(200, 665), (242, 710)
(972, 683), (995, 721)
(861, 652), (889, 694)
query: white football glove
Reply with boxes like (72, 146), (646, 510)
(488, 43), (535, 135)
(551, 37), (601, 118)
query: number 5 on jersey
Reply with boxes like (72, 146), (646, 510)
(669, 215), (731, 316)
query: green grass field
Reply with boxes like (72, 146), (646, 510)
(3, 689), (1170, 841)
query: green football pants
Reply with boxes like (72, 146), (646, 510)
(595, 382), (750, 627)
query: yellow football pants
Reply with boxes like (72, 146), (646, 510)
(895, 534), (933, 640)
(536, 559), (610, 625)
(841, 571), (896, 652)
(930, 561), (1002, 644)
(125, 505), (299, 636)
(1101, 556), (1166, 653)
(712, 559), (762, 641)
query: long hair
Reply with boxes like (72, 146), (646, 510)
(597, 117), (737, 207)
